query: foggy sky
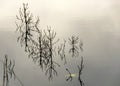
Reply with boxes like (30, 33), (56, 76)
(0, 0), (120, 86)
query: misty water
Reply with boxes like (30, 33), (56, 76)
(0, 0), (120, 86)
(0, 21), (120, 86)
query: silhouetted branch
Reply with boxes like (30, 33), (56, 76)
(31, 17), (46, 69)
(77, 56), (84, 86)
(68, 36), (79, 57)
(66, 68), (72, 81)
(16, 3), (34, 52)
(44, 28), (60, 80)
(2, 54), (24, 86)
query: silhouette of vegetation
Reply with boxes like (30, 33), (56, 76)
(58, 39), (66, 64)
(65, 39), (84, 85)
(44, 28), (60, 80)
(35, 18), (45, 69)
(78, 39), (84, 86)
(65, 56), (84, 86)
(77, 56), (84, 86)
(16, 3), (61, 80)
(66, 68), (73, 81)
(1, 54), (23, 86)
(15, 3), (85, 83)
(28, 17), (47, 70)
(16, 3), (34, 52)
(68, 36), (79, 57)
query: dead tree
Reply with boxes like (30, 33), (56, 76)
(16, 3), (34, 52)
(28, 17), (47, 70)
(77, 56), (84, 86)
(2, 55), (23, 86)
(68, 36), (79, 57)
(44, 27), (60, 80)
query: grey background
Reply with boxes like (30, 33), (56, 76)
(0, 0), (120, 86)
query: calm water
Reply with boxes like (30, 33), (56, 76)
(0, 27), (120, 86)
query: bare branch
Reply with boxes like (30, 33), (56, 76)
(68, 36), (79, 57)
(16, 3), (34, 52)
(66, 68), (72, 81)
(78, 56), (84, 86)
(2, 55), (24, 86)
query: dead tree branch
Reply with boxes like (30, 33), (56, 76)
(2, 54), (24, 86)
(44, 27), (60, 80)
(77, 56), (84, 86)
(16, 3), (34, 52)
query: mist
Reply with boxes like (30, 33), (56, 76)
(0, 0), (120, 86)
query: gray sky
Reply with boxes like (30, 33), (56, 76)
(0, 0), (120, 86)
(0, 0), (120, 32)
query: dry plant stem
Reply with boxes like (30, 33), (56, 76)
(39, 36), (43, 69)
(24, 4), (28, 51)
(78, 56), (84, 86)
(35, 18), (44, 69)
(2, 55), (24, 86)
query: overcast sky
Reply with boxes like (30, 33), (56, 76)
(0, 0), (120, 32)
(0, 0), (120, 86)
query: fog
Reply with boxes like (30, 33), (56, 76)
(0, 0), (120, 86)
